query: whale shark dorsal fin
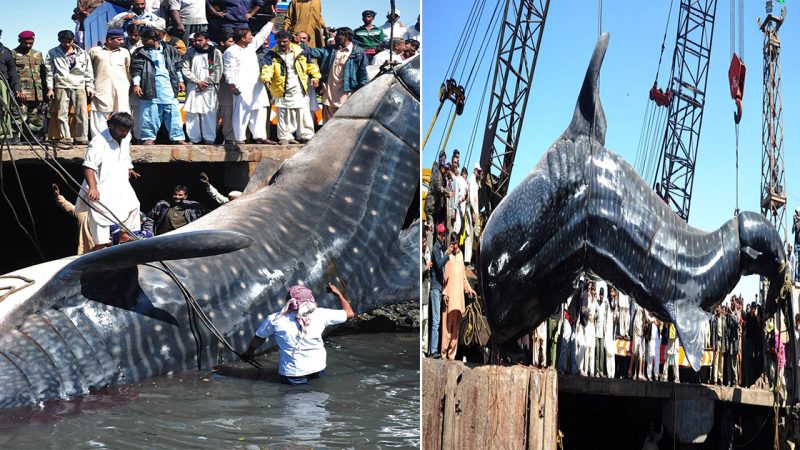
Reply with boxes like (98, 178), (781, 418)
(672, 299), (711, 371)
(57, 230), (253, 278)
(561, 32), (609, 145)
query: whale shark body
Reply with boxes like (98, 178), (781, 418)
(0, 57), (420, 409)
(478, 36), (789, 370)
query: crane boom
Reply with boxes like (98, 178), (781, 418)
(478, 0), (550, 215)
(654, 0), (719, 221)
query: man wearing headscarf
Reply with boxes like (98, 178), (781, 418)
(241, 283), (354, 385)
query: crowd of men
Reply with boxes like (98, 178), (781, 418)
(422, 149), (481, 359)
(0, 1), (421, 147)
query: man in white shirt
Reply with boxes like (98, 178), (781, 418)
(240, 283), (354, 385)
(88, 29), (131, 139)
(169, 0), (209, 44)
(223, 19), (276, 144)
(380, 9), (406, 44)
(75, 112), (141, 251)
(181, 31), (223, 144)
(367, 37), (406, 81)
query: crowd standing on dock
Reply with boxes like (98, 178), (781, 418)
(0, 1), (421, 252)
(0, 1), (420, 146)
(424, 148), (799, 397)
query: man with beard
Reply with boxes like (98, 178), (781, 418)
(260, 30), (320, 145)
(108, 0), (166, 32)
(131, 28), (186, 145)
(223, 18), (276, 144)
(181, 31), (223, 144)
(12, 31), (46, 140)
(147, 184), (209, 235)
(441, 232), (475, 360)
(283, 0), (326, 49)
(302, 27), (368, 121)
(74, 113), (141, 252)
(88, 29), (131, 139)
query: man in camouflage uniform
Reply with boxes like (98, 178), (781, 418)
(0, 29), (22, 142)
(12, 31), (46, 139)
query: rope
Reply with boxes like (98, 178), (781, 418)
(734, 122), (740, 216)
(655, 0), (676, 84)
(461, 295), (487, 346)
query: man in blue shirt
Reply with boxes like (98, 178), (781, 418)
(130, 28), (186, 144)
(428, 223), (449, 358)
(208, 0), (265, 34)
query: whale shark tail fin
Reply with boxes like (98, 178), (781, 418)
(672, 299), (712, 371)
(562, 32), (609, 145)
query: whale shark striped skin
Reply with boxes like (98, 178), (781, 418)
(0, 57), (420, 409)
(478, 35), (788, 371)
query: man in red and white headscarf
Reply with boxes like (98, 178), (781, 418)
(241, 283), (354, 385)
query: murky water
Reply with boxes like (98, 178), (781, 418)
(0, 332), (419, 448)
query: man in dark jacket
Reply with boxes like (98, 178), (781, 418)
(428, 223), (449, 358)
(148, 185), (209, 235)
(302, 27), (368, 121)
(0, 30), (23, 142)
(131, 28), (186, 144)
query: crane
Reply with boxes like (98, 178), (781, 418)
(652, 0), (719, 221)
(478, 0), (551, 216)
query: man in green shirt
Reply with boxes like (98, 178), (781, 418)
(12, 30), (46, 139)
(354, 10), (384, 63)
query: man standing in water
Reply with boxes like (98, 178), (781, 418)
(241, 283), (354, 385)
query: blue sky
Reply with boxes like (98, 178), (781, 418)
(422, 0), (799, 302)
(0, 1), (420, 50)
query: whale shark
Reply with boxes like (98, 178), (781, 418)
(0, 57), (420, 409)
(478, 35), (790, 371)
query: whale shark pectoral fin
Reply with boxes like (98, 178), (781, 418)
(63, 230), (254, 277)
(672, 300), (711, 371)
(741, 246), (763, 262)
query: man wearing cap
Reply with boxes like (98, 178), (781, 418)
(283, 0), (326, 48)
(380, 9), (406, 45)
(12, 31), (46, 140)
(45, 30), (94, 145)
(240, 283), (354, 385)
(88, 30), (131, 139)
(108, 0), (167, 32)
(428, 222), (450, 358)
(354, 10), (385, 63)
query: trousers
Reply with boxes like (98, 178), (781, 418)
(186, 112), (218, 143)
(54, 88), (88, 141)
